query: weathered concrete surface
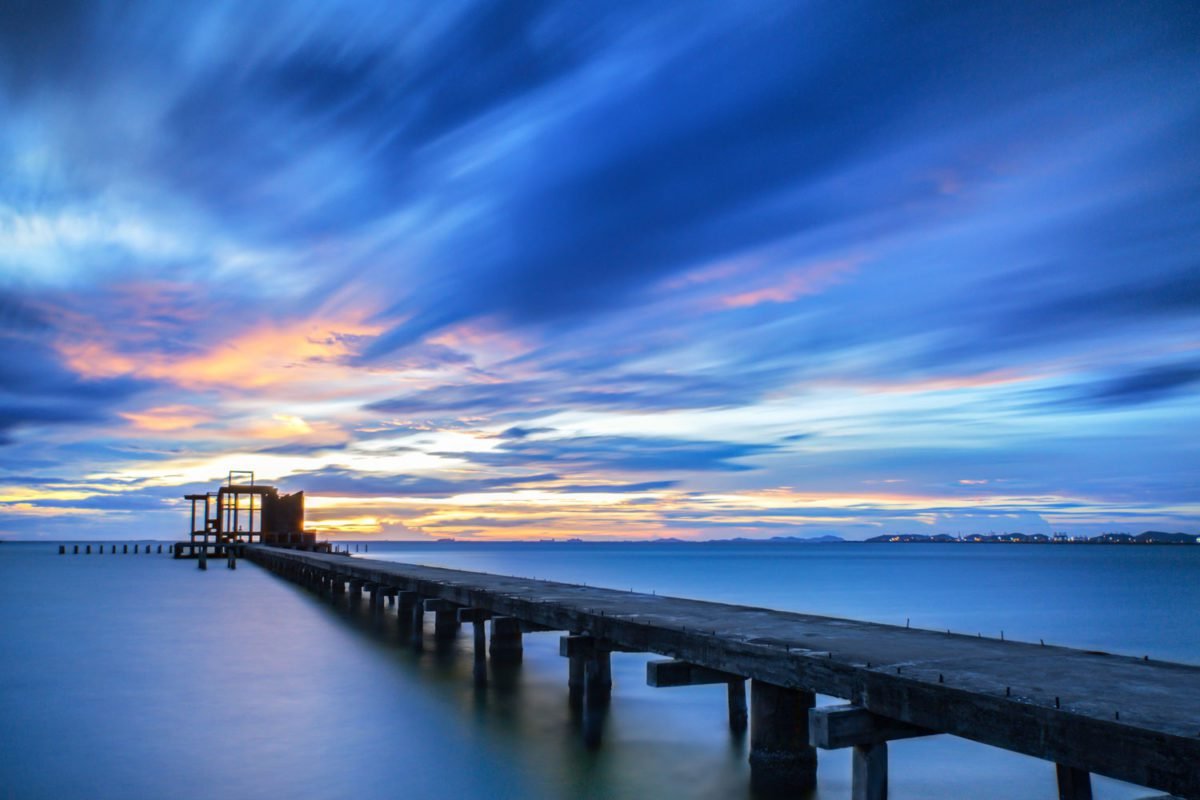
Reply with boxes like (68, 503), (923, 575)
(247, 546), (1200, 799)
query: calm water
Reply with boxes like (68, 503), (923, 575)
(1, 541), (1197, 799)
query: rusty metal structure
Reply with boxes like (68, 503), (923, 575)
(176, 470), (316, 558)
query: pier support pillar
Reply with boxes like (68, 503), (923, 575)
(1055, 765), (1093, 800)
(852, 742), (888, 800)
(458, 609), (491, 686)
(585, 649), (612, 708)
(411, 599), (426, 650)
(728, 678), (748, 733)
(395, 592), (418, 629)
(348, 580), (363, 605)
(749, 680), (817, 794)
(198, 543), (207, 570)
(425, 599), (460, 640)
(489, 617), (524, 664)
(564, 633), (586, 706)
(434, 610), (458, 639)
(59, 545), (65, 555)
(86, 545), (91, 554)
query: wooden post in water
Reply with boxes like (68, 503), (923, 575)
(749, 680), (817, 794)
(73, 544), (78, 554)
(59, 545), (65, 555)
(86, 545), (91, 554)
(227, 547), (236, 569)
(198, 540), (207, 570)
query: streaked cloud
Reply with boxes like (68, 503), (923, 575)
(1, 1), (1197, 540)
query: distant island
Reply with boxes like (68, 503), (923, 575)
(865, 530), (1199, 545)
(414, 532), (1197, 545)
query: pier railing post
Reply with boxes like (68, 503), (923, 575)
(749, 680), (818, 794)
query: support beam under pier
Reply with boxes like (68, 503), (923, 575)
(809, 704), (935, 800)
(646, 659), (748, 733)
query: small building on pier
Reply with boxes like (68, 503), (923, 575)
(176, 470), (320, 557)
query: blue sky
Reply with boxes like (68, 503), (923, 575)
(1, 0), (1198, 540)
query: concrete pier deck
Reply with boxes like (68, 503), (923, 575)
(247, 545), (1200, 799)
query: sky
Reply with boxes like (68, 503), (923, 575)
(1, 1), (1198, 541)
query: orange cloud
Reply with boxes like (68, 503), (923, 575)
(120, 405), (213, 432)
(59, 315), (384, 394)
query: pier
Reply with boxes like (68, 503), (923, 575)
(245, 544), (1200, 800)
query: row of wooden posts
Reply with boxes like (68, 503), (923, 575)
(59, 543), (164, 555)
(247, 550), (938, 800)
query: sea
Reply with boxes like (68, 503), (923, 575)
(1, 541), (1197, 800)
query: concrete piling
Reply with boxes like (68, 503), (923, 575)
(568, 643), (585, 706)
(435, 610), (458, 639)
(59, 545), (65, 555)
(749, 680), (818, 794)
(411, 599), (426, 650)
(1056, 764), (1093, 800)
(728, 679), (749, 733)
(86, 544), (92, 554)
(852, 742), (888, 800)
(489, 617), (524, 664)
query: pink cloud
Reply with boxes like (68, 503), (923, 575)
(719, 256), (859, 309)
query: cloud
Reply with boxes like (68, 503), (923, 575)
(438, 433), (775, 473)
(279, 466), (559, 497)
(1046, 360), (1200, 410)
